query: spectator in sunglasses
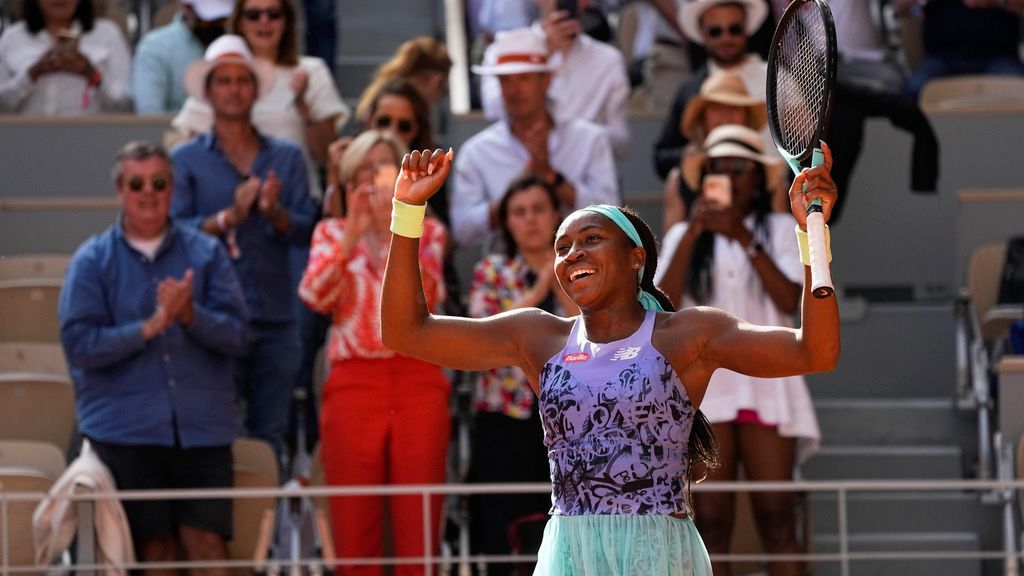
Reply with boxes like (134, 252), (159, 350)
(653, 0), (771, 181)
(59, 141), (248, 568)
(133, 0), (232, 115)
(171, 0), (349, 199)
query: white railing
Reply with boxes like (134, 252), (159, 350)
(2, 478), (1023, 576)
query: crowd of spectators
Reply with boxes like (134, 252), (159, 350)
(1, 0), (1021, 572)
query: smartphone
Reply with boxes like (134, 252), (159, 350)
(555, 0), (578, 19)
(373, 165), (399, 191)
(702, 174), (732, 206)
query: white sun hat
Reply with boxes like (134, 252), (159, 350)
(678, 0), (769, 45)
(182, 0), (233, 21)
(183, 35), (276, 101)
(471, 28), (555, 76)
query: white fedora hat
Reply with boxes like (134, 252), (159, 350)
(679, 0), (768, 45)
(183, 35), (276, 102)
(471, 28), (554, 76)
(182, 0), (233, 21)
(683, 124), (782, 191)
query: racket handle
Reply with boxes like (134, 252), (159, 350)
(806, 200), (834, 298)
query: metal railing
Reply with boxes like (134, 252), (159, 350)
(2, 477), (1022, 576)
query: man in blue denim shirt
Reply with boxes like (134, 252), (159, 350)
(170, 35), (317, 462)
(60, 141), (249, 569)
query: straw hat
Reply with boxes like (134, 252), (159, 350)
(680, 72), (768, 140)
(678, 0), (768, 45)
(183, 35), (276, 102)
(471, 28), (554, 76)
(682, 124), (782, 191)
(182, 0), (233, 21)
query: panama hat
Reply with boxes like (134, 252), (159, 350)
(682, 124), (782, 191)
(471, 28), (554, 76)
(681, 72), (768, 140)
(182, 0), (233, 21)
(679, 0), (768, 45)
(183, 35), (276, 102)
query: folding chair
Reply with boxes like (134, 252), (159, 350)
(0, 468), (58, 570)
(0, 279), (63, 343)
(920, 75), (1024, 115)
(0, 342), (69, 376)
(0, 372), (75, 453)
(230, 437), (280, 566)
(0, 254), (70, 282)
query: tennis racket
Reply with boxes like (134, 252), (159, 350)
(766, 0), (837, 299)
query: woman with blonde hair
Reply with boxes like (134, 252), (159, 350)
(299, 130), (450, 576)
(355, 36), (452, 123)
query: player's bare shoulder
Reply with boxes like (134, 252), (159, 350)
(652, 306), (736, 366)
(506, 307), (576, 370)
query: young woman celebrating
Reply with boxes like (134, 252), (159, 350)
(380, 147), (839, 575)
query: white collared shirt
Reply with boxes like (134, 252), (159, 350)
(0, 19), (131, 115)
(480, 26), (632, 158)
(451, 117), (619, 248)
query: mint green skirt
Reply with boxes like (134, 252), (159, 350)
(533, 515), (713, 576)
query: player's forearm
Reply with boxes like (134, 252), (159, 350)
(381, 234), (430, 353)
(798, 267), (840, 372)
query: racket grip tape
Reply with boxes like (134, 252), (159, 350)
(806, 201), (834, 298)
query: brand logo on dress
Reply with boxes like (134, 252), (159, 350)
(562, 352), (590, 363)
(610, 346), (641, 361)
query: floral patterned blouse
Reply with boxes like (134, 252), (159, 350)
(299, 217), (446, 363)
(469, 253), (566, 419)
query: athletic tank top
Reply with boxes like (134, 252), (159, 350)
(539, 310), (695, 516)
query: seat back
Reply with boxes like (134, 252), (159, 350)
(0, 469), (57, 569)
(0, 342), (69, 376)
(0, 373), (76, 453)
(968, 243), (1010, 343)
(0, 255), (70, 282)
(0, 440), (66, 479)
(920, 75), (1024, 115)
(230, 437), (279, 562)
(0, 280), (63, 343)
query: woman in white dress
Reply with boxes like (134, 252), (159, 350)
(655, 124), (820, 576)
(0, 0), (131, 115)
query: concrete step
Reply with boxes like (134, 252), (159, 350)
(808, 492), (1001, 544)
(811, 532), (981, 576)
(806, 303), (955, 399)
(802, 445), (962, 480)
(814, 398), (960, 446)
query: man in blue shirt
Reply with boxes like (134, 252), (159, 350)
(60, 141), (249, 569)
(132, 0), (232, 114)
(171, 35), (317, 462)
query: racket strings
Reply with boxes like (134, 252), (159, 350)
(774, 6), (829, 155)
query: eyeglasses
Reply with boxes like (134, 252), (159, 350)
(242, 7), (284, 21)
(705, 23), (745, 39)
(125, 176), (170, 193)
(374, 115), (416, 135)
(707, 158), (757, 176)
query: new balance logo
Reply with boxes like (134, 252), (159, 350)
(610, 346), (641, 361)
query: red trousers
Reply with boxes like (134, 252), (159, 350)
(320, 356), (451, 576)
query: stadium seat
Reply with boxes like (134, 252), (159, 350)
(920, 76), (1024, 115)
(966, 243), (1023, 344)
(0, 468), (58, 569)
(0, 440), (66, 479)
(230, 437), (279, 564)
(0, 279), (63, 343)
(0, 342), (69, 376)
(0, 373), (75, 453)
(0, 255), (70, 282)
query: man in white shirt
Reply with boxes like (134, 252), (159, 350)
(479, 0), (631, 158)
(452, 28), (619, 249)
(653, 0), (768, 179)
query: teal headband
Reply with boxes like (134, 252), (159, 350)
(579, 204), (665, 312)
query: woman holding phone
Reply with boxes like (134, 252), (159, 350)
(298, 130), (450, 575)
(655, 124), (820, 576)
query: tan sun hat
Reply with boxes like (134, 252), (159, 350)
(681, 72), (768, 140)
(678, 0), (768, 45)
(682, 124), (782, 191)
(471, 28), (554, 76)
(183, 35), (276, 102)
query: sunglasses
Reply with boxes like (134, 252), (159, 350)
(125, 176), (170, 193)
(705, 23), (745, 39)
(374, 115), (416, 135)
(242, 7), (284, 21)
(707, 158), (757, 176)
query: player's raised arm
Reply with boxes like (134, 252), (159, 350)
(381, 149), (545, 372)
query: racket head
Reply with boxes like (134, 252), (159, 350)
(766, 0), (838, 173)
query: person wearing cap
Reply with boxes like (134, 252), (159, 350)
(60, 141), (248, 571)
(655, 124), (821, 576)
(452, 27), (618, 249)
(170, 35), (317, 463)
(132, 0), (232, 115)
(478, 0), (632, 158)
(653, 0), (770, 180)
(661, 70), (768, 233)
